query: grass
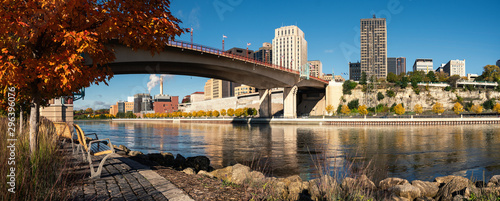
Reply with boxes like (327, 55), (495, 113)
(0, 117), (75, 200)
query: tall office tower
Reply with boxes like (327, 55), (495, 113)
(443, 59), (466, 77)
(413, 59), (433, 72)
(387, 57), (406, 75)
(272, 25), (307, 71)
(308, 60), (322, 78)
(361, 15), (387, 79)
(254, 42), (273, 63)
(349, 62), (361, 81)
(204, 78), (238, 100)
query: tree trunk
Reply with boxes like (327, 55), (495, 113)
(29, 91), (40, 157)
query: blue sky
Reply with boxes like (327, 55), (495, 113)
(75, 0), (500, 110)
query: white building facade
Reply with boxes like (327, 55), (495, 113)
(444, 59), (466, 77)
(272, 25), (307, 72)
(413, 59), (433, 73)
(308, 60), (322, 78)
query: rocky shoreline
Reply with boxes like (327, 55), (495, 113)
(115, 145), (500, 200)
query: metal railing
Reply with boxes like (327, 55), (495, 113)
(166, 40), (328, 84)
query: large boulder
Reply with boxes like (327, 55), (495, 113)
(379, 177), (409, 190)
(248, 171), (266, 184)
(487, 175), (500, 187)
(174, 154), (186, 170)
(284, 175), (304, 200)
(230, 164), (251, 185)
(119, 145), (131, 153)
(411, 180), (439, 198)
(435, 176), (471, 200)
(197, 170), (214, 178)
(389, 183), (421, 200)
(211, 166), (233, 181)
(186, 156), (210, 172)
(182, 168), (195, 175)
(128, 150), (143, 157)
(341, 175), (376, 192)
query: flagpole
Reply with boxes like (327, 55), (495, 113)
(190, 27), (193, 49)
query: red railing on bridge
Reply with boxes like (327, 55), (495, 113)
(166, 40), (328, 84)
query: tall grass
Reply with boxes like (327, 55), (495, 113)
(0, 117), (74, 200)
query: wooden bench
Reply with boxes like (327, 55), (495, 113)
(74, 124), (115, 179)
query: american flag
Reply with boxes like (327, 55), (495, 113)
(223, 35), (227, 38)
(247, 43), (251, 46)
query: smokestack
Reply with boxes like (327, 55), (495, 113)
(160, 77), (163, 95)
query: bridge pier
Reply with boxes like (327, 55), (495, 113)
(258, 89), (272, 118)
(284, 86), (298, 118)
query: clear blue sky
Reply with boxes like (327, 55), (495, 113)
(74, 0), (500, 110)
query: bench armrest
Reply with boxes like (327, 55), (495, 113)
(85, 133), (98, 140)
(87, 138), (115, 154)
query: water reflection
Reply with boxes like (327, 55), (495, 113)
(76, 121), (500, 181)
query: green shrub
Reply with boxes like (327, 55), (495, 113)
(386, 90), (395, 98)
(377, 92), (384, 101)
(342, 80), (358, 95)
(444, 86), (451, 91)
(483, 99), (496, 110)
(347, 99), (359, 110)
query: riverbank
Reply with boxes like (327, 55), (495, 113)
(116, 144), (500, 201)
(112, 116), (500, 125)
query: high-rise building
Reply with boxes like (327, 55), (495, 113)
(413, 59), (433, 72)
(443, 59), (466, 77)
(204, 79), (238, 100)
(272, 25), (307, 71)
(361, 15), (387, 79)
(254, 42), (272, 63)
(349, 62), (361, 81)
(133, 93), (152, 113)
(387, 57), (406, 75)
(308, 60), (322, 78)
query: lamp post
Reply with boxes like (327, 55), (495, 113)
(222, 35), (227, 51)
(190, 27), (193, 49)
(246, 43), (251, 60)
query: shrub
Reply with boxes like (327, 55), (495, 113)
(386, 90), (395, 98)
(336, 105), (343, 114)
(227, 108), (235, 116)
(347, 99), (359, 110)
(213, 110), (220, 117)
(342, 80), (357, 95)
(464, 102), (474, 112)
(390, 103), (397, 112)
(377, 92), (384, 101)
(394, 104), (405, 115)
(413, 88), (420, 95)
(376, 104), (385, 113)
(471, 104), (483, 114)
(340, 105), (351, 115)
(453, 102), (464, 115)
(444, 86), (451, 91)
(432, 102), (445, 114)
(220, 109), (227, 116)
(414, 104), (423, 115)
(358, 105), (368, 116)
(325, 105), (335, 115)
(482, 99), (496, 110)
(493, 103), (500, 114)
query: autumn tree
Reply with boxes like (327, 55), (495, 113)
(340, 105), (351, 115)
(220, 109), (227, 117)
(0, 0), (185, 155)
(325, 104), (334, 116)
(213, 110), (220, 117)
(471, 104), (483, 114)
(358, 105), (368, 116)
(414, 104), (423, 115)
(432, 102), (445, 114)
(227, 108), (235, 117)
(452, 102), (464, 115)
(394, 104), (405, 115)
(493, 103), (500, 114)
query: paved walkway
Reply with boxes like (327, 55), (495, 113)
(68, 144), (193, 201)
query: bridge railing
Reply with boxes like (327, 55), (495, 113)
(167, 40), (328, 84)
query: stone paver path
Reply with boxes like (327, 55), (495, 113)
(69, 149), (193, 201)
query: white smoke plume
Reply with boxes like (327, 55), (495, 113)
(147, 74), (167, 93)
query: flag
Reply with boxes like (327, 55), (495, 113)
(223, 35), (227, 38)
(247, 43), (251, 46)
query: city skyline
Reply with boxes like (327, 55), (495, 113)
(75, 0), (500, 110)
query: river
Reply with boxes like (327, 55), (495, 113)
(75, 120), (500, 182)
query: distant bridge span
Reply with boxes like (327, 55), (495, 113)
(84, 40), (329, 117)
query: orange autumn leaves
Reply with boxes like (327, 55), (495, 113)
(0, 0), (186, 106)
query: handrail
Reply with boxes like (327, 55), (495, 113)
(166, 40), (328, 84)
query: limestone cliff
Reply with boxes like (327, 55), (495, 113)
(341, 87), (500, 111)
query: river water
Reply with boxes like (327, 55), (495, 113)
(76, 120), (500, 182)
